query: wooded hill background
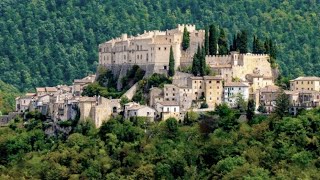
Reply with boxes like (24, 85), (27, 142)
(0, 0), (319, 92)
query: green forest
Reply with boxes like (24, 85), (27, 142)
(0, 0), (319, 92)
(1, 105), (320, 179)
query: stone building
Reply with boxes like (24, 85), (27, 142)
(206, 52), (273, 82)
(223, 82), (249, 108)
(124, 102), (156, 121)
(285, 90), (320, 115)
(156, 101), (180, 121)
(258, 85), (281, 113)
(79, 96), (121, 128)
(98, 24), (204, 75)
(149, 87), (163, 108)
(187, 76), (223, 109)
(73, 74), (96, 96)
(290, 76), (320, 91)
(15, 93), (36, 113)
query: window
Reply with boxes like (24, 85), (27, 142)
(296, 81), (298, 84)
(166, 93), (168, 96)
(158, 47), (161, 50)
(147, 112), (150, 115)
(200, 86), (202, 89)
(167, 107), (169, 111)
(172, 98), (175, 101)
(210, 86), (212, 89)
(164, 47), (167, 50)
(124, 55), (126, 60)
(173, 88), (175, 91)
(209, 81), (211, 83)
(217, 81), (220, 83)
(173, 93), (175, 96)
(164, 66), (167, 70)
(174, 108), (176, 112)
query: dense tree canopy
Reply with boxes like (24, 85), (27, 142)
(2, 104), (320, 179)
(0, 0), (318, 92)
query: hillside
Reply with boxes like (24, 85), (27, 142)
(1, 106), (320, 179)
(0, 80), (20, 115)
(0, 0), (319, 91)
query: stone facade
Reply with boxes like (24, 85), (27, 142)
(206, 52), (273, 82)
(99, 24), (204, 74)
(156, 101), (180, 120)
(290, 76), (320, 91)
(258, 85), (281, 113)
(79, 96), (121, 128)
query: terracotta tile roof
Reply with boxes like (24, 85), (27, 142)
(203, 75), (223, 80)
(291, 76), (320, 81)
(224, 82), (249, 87)
(36, 87), (46, 92)
(159, 101), (179, 106)
(79, 97), (96, 102)
(260, 85), (281, 93)
(45, 87), (58, 92)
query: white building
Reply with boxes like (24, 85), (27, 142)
(124, 102), (156, 121)
(156, 101), (180, 120)
(223, 82), (249, 107)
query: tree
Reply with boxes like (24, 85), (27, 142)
(165, 117), (178, 138)
(168, 46), (175, 77)
(199, 46), (206, 76)
(274, 91), (290, 118)
(238, 30), (248, 53)
(184, 111), (199, 125)
(230, 35), (237, 51)
(246, 99), (255, 121)
(182, 27), (190, 51)
(258, 105), (267, 113)
(236, 94), (247, 113)
(204, 26), (209, 55)
(120, 96), (130, 106)
(209, 24), (218, 55)
(253, 35), (265, 54)
(218, 28), (228, 55)
(192, 46), (201, 76)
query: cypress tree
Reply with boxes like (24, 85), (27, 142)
(200, 46), (206, 76)
(192, 53), (199, 76)
(238, 30), (248, 53)
(209, 24), (218, 55)
(246, 99), (255, 121)
(218, 28), (229, 55)
(236, 32), (241, 52)
(168, 46), (175, 77)
(182, 27), (190, 51)
(230, 34), (237, 51)
(264, 38), (270, 54)
(256, 37), (265, 54)
(253, 35), (257, 53)
(204, 26), (209, 55)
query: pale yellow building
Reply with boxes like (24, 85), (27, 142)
(290, 76), (320, 91)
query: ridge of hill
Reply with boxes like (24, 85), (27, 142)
(0, 0), (319, 91)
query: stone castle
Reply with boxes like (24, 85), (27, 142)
(98, 24), (274, 90)
(99, 24), (204, 76)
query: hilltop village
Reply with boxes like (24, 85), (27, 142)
(2, 25), (320, 129)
